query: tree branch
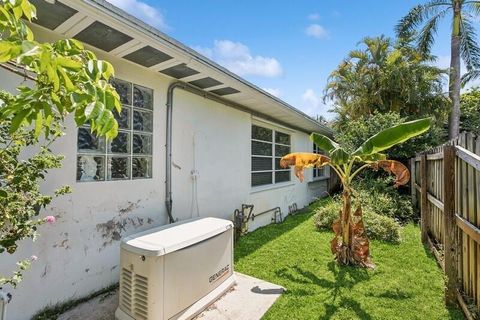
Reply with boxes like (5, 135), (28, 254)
(0, 62), (36, 81)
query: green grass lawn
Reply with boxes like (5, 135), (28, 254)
(234, 199), (465, 320)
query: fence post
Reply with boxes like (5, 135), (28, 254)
(443, 145), (457, 305)
(410, 158), (417, 207)
(421, 153), (428, 243)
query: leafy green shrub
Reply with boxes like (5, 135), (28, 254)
(0, 91), (71, 287)
(313, 199), (342, 230)
(313, 174), (414, 243)
(460, 87), (480, 135)
(364, 214), (402, 243)
(334, 111), (444, 159)
(313, 197), (401, 243)
(353, 175), (415, 223)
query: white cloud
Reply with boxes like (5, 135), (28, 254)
(194, 40), (282, 77)
(301, 89), (321, 114)
(106, 0), (168, 30)
(306, 24), (329, 40)
(300, 89), (331, 118)
(308, 13), (320, 20)
(262, 88), (281, 97)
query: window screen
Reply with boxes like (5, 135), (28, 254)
(313, 143), (326, 179)
(251, 124), (291, 187)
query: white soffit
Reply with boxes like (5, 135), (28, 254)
(29, 0), (332, 135)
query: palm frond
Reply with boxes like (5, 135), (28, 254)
(465, 1), (480, 17)
(460, 15), (480, 70)
(349, 50), (368, 61)
(360, 36), (391, 66)
(417, 9), (448, 55)
(396, 5), (426, 39)
(461, 69), (480, 86)
(395, 0), (450, 39)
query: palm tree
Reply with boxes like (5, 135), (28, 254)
(396, 0), (480, 139)
(325, 36), (447, 126)
(325, 36), (392, 118)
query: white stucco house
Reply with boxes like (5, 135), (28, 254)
(0, 0), (333, 318)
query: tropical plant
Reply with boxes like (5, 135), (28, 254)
(325, 36), (448, 126)
(0, 0), (120, 287)
(280, 118), (431, 267)
(335, 111), (444, 159)
(351, 176), (415, 223)
(460, 87), (480, 134)
(396, 0), (480, 139)
(314, 199), (402, 244)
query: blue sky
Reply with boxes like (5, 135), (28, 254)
(108, 0), (458, 119)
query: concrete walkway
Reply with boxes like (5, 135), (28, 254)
(58, 272), (284, 320)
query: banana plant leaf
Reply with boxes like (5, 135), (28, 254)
(330, 147), (349, 165)
(357, 153), (387, 163)
(310, 133), (339, 154)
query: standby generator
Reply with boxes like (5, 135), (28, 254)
(115, 217), (235, 320)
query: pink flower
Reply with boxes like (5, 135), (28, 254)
(45, 216), (56, 224)
(30, 255), (38, 262)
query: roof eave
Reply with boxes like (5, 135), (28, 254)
(81, 0), (333, 136)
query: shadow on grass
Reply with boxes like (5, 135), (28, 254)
(447, 305), (467, 320)
(251, 286), (285, 295)
(421, 236), (466, 319)
(369, 288), (412, 300)
(276, 261), (411, 320)
(234, 206), (317, 263)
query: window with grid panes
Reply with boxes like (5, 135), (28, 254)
(251, 124), (291, 187)
(76, 78), (153, 181)
(313, 142), (326, 179)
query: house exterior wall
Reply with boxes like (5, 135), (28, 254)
(0, 28), (329, 320)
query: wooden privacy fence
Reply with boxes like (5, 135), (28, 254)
(410, 132), (480, 317)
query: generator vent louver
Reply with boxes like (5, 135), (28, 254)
(134, 274), (149, 319)
(120, 268), (133, 313)
(120, 268), (149, 319)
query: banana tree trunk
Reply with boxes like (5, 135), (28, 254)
(332, 186), (353, 265)
(331, 185), (374, 268)
(341, 187), (352, 262)
(449, 1), (461, 139)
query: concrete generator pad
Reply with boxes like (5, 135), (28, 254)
(57, 272), (283, 320)
(195, 273), (284, 320)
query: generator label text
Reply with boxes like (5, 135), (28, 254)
(209, 264), (230, 283)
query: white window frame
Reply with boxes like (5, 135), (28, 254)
(251, 120), (293, 190)
(312, 142), (327, 180)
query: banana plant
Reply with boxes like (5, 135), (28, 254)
(280, 118), (431, 268)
